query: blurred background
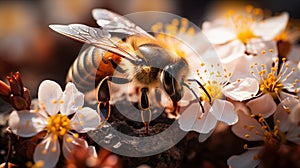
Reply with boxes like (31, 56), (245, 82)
(0, 0), (299, 98)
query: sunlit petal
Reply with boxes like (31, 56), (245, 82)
(246, 38), (277, 57)
(191, 104), (218, 134)
(70, 107), (100, 133)
(33, 134), (60, 168)
(223, 78), (259, 101)
(227, 147), (262, 168)
(253, 12), (289, 40)
(9, 110), (47, 137)
(62, 134), (88, 160)
(247, 94), (277, 118)
(38, 80), (63, 116)
(60, 82), (84, 115)
(198, 129), (214, 142)
(178, 102), (200, 131)
(211, 99), (237, 125)
(286, 124), (300, 144)
(202, 21), (236, 44)
(274, 97), (300, 132)
(232, 110), (263, 141)
(215, 40), (245, 63)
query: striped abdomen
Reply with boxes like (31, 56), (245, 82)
(67, 45), (122, 92)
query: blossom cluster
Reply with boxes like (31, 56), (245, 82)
(0, 5), (299, 168)
(168, 5), (300, 168)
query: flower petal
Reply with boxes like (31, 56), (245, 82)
(38, 80), (63, 116)
(282, 61), (300, 92)
(211, 99), (237, 125)
(232, 110), (263, 141)
(33, 134), (60, 168)
(247, 94), (277, 118)
(215, 40), (245, 63)
(253, 12), (289, 40)
(198, 129), (214, 142)
(60, 82), (84, 115)
(62, 134), (88, 160)
(178, 102), (200, 132)
(223, 78), (259, 101)
(246, 38), (277, 57)
(202, 21), (236, 44)
(286, 124), (300, 144)
(227, 147), (262, 168)
(70, 107), (100, 133)
(191, 102), (218, 134)
(274, 97), (300, 132)
(9, 110), (47, 137)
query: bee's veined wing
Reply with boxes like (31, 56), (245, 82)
(49, 24), (138, 62)
(92, 9), (154, 39)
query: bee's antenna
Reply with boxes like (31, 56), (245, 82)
(182, 82), (205, 113)
(187, 79), (212, 103)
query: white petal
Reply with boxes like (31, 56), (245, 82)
(178, 102), (200, 132)
(274, 97), (300, 132)
(198, 129), (214, 142)
(211, 99), (237, 125)
(247, 94), (277, 118)
(282, 61), (300, 92)
(274, 103), (291, 132)
(290, 103), (300, 124)
(60, 82), (84, 115)
(70, 107), (101, 133)
(38, 80), (63, 116)
(246, 38), (278, 57)
(9, 110), (47, 137)
(286, 124), (300, 144)
(232, 110), (263, 141)
(227, 147), (262, 168)
(191, 103), (218, 134)
(202, 21), (236, 44)
(223, 78), (259, 101)
(62, 134), (88, 160)
(253, 12), (289, 40)
(215, 40), (245, 63)
(227, 53), (273, 82)
(33, 134), (60, 168)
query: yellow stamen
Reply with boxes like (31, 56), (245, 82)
(46, 114), (71, 137)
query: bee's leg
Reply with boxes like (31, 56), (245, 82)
(139, 87), (151, 134)
(182, 82), (205, 113)
(162, 69), (183, 117)
(96, 76), (130, 126)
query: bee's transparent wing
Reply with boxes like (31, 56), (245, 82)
(92, 9), (154, 39)
(49, 24), (138, 61)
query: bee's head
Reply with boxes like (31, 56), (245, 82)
(161, 58), (188, 102)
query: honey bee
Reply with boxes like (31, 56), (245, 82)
(49, 9), (208, 132)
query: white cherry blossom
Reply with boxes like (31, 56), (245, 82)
(9, 80), (100, 168)
(228, 97), (300, 168)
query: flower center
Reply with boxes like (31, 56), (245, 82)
(201, 82), (223, 102)
(46, 113), (71, 137)
(250, 57), (298, 99)
(259, 73), (283, 98)
(196, 63), (231, 103)
(258, 115), (286, 145)
(226, 6), (262, 43)
(236, 28), (256, 44)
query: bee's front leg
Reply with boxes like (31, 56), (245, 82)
(139, 87), (151, 134)
(96, 76), (129, 127)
